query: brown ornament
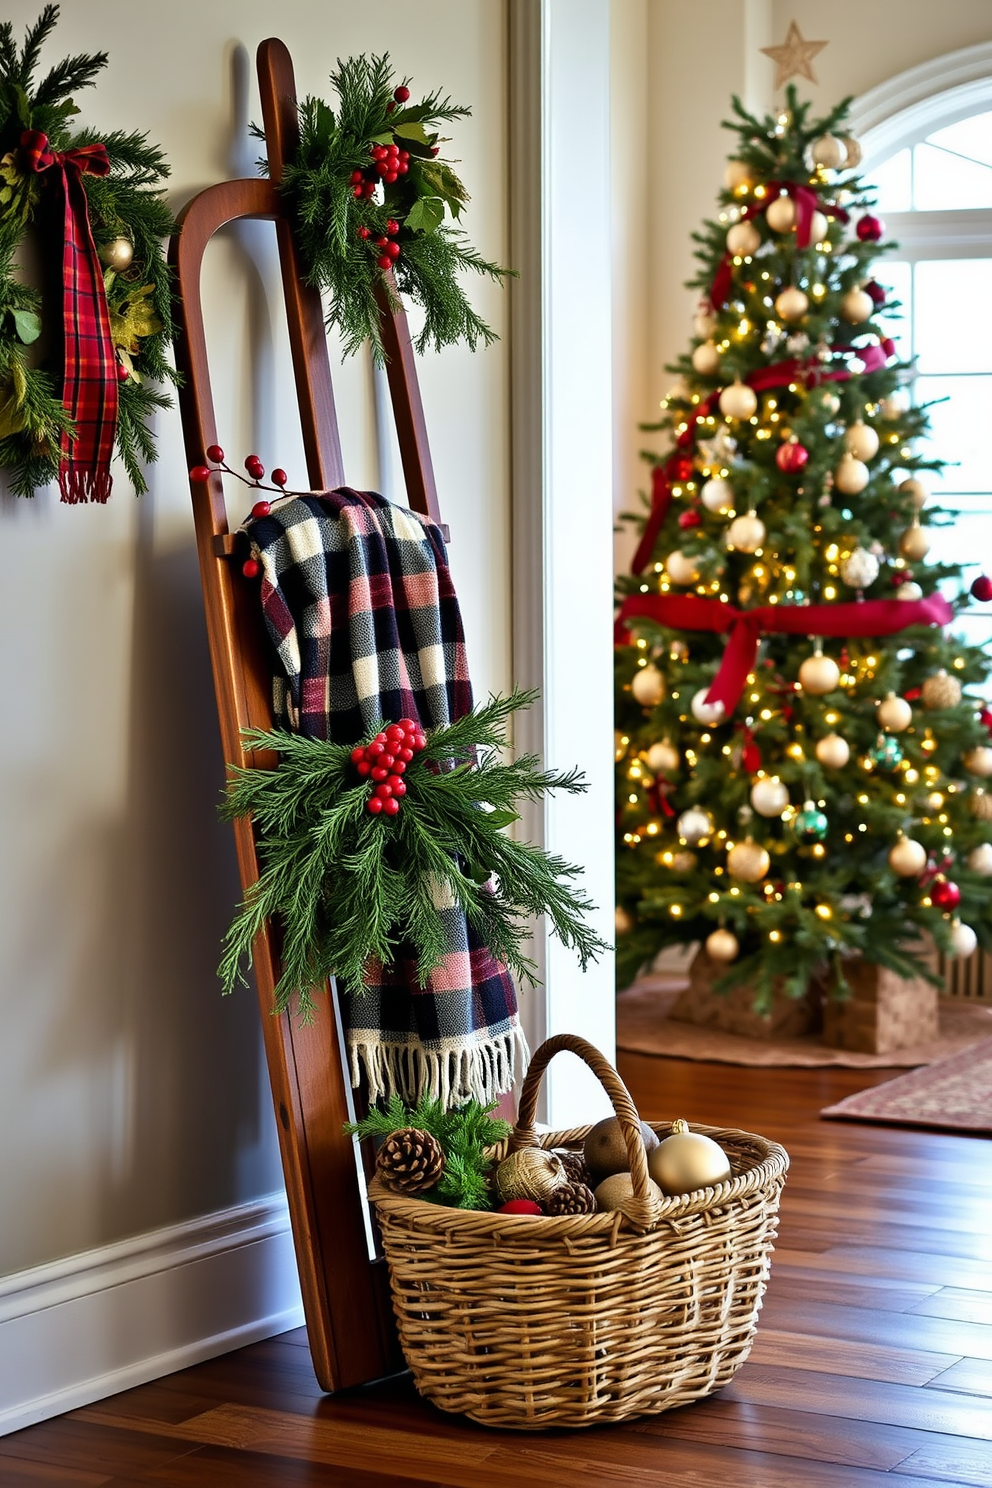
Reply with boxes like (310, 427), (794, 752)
(594, 1170), (665, 1212)
(921, 670), (963, 710)
(545, 1181), (597, 1216)
(583, 1115), (659, 1184)
(374, 1127), (445, 1195)
(494, 1147), (568, 1204)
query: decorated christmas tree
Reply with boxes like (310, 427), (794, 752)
(615, 85), (992, 1009)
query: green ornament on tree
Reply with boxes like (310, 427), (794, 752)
(870, 734), (904, 772)
(793, 802), (828, 844)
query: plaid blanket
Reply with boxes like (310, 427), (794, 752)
(244, 488), (527, 1107)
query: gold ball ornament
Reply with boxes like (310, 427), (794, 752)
(888, 836), (927, 877)
(727, 838), (770, 883)
(774, 286), (808, 321)
(692, 341), (722, 376)
(798, 653), (840, 695)
(724, 159), (753, 191)
(967, 842), (992, 875)
(899, 477), (929, 510)
(706, 927), (740, 963)
(594, 1170), (665, 1213)
(949, 921), (978, 958)
(615, 905), (634, 935)
(690, 687), (726, 725)
(631, 664), (665, 706)
(701, 476), (734, 513)
(583, 1115), (659, 1184)
(835, 453), (870, 495)
(971, 789), (992, 822)
(815, 732), (850, 768)
(964, 746), (992, 777)
(726, 220), (761, 257)
(809, 209), (829, 244)
(750, 775), (789, 817)
(840, 134), (863, 168)
(877, 693), (913, 731)
(719, 380), (758, 421)
(646, 740), (679, 774)
(677, 806), (714, 845)
(900, 523), (931, 561)
(98, 236), (134, 271)
(666, 549), (700, 586)
(839, 547), (879, 588)
(897, 581), (923, 601)
(841, 287), (874, 324)
(648, 1119), (732, 1196)
(844, 421), (880, 461)
(921, 670), (962, 709)
(727, 512), (766, 553)
(765, 193), (797, 233)
(694, 309), (716, 339)
(669, 850), (698, 871)
(493, 1147), (568, 1205)
(810, 133), (847, 170)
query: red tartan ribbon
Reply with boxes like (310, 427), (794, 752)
(710, 182), (849, 308)
(615, 592), (954, 715)
(22, 130), (117, 504)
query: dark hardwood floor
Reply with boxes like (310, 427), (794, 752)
(3, 1054), (991, 1486)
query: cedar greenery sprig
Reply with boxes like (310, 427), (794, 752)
(219, 689), (609, 1020)
(269, 52), (511, 364)
(345, 1092), (510, 1210)
(0, 6), (176, 495)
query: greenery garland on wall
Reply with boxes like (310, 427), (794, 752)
(0, 6), (175, 498)
(263, 53), (511, 365)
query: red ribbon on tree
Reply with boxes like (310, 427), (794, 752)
(709, 182), (849, 308)
(615, 591), (953, 715)
(22, 130), (118, 504)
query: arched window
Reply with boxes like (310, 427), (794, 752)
(855, 49), (992, 649)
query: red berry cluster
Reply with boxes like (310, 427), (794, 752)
(358, 217), (403, 270)
(187, 446), (292, 579)
(351, 719), (426, 816)
(351, 140), (411, 203)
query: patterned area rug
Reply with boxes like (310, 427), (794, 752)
(617, 977), (992, 1069)
(820, 1037), (992, 1133)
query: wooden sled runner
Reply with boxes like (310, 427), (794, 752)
(169, 37), (447, 1391)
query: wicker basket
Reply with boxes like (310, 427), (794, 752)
(370, 1033), (789, 1429)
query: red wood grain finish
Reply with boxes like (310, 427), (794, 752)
(2, 1054), (989, 1483)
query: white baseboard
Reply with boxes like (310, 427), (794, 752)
(0, 1192), (305, 1436)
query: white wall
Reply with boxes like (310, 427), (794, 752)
(0, 0), (510, 1419)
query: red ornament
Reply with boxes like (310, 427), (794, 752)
(930, 875), (961, 911)
(856, 214), (884, 242)
(272, 469), (288, 487)
(678, 508), (701, 530)
(117, 363), (130, 383)
(498, 1199), (542, 1215)
(394, 85), (411, 102)
(241, 558), (260, 579)
(971, 575), (992, 602)
(206, 444), (224, 463)
(352, 186), (363, 199)
(672, 454), (695, 483)
(891, 570), (911, 587)
(251, 499), (271, 519)
(864, 279), (886, 306)
(776, 440), (809, 473)
(188, 465), (210, 483)
(356, 760), (371, 777)
(978, 708), (992, 733)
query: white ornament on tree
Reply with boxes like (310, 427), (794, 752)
(877, 693), (913, 731)
(809, 209), (829, 243)
(705, 927), (740, 963)
(967, 842), (992, 875)
(844, 421), (880, 461)
(666, 549), (700, 585)
(840, 287), (874, 323)
(692, 341), (721, 376)
(701, 476), (734, 513)
(815, 732), (850, 768)
(727, 512), (766, 552)
(694, 309), (716, 339)
(839, 547), (879, 588)
(949, 921), (978, 958)
(840, 134), (863, 168)
(631, 664), (664, 706)
(896, 580), (923, 600)
(677, 807), (714, 845)
(726, 220), (761, 256)
(750, 776), (789, 817)
(646, 740), (679, 775)
(690, 687), (726, 725)
(799, 652), (841, 695)
(810, 133), (846, 169)
(718, 380), (758, 420)
(888, 836), (927, 877)
(964, 746), (992, 777)
(724, 159), (753, 191)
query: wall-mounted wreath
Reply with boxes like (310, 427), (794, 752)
(0, 6), (175, 499)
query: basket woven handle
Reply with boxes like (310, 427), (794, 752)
(509, 1033), (662, 1232)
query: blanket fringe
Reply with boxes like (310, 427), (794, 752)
(348, 1021), (530, 1109)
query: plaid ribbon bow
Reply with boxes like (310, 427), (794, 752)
(22, 130), (118, 504)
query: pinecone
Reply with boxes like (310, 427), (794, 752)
(545, 1180), (597, 1216)
(554, 1149), (591, 1187)
(375, 1127), (445, 1195)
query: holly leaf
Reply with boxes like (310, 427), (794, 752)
(482, 809), (520, 830)
(11, 309), (40, 344)
(393, 120), (430, 145)
(311, 98), (336, 147)
(417, 159), (469, 221)
(405, 195), (445, 234)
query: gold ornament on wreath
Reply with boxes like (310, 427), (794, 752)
(0, 7), (176, 498)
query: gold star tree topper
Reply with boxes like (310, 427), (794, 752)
(761, 21), (828, 89)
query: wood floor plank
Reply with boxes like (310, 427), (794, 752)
(758, 1294), (992, 1362)
(0, 1420), (199, 1478)
(772, 1244), (992, 1293)
(894, 1438), (992, 1488)
(910, 1288), (992, 1325)
(765, 1273), (942, 1315)
(926, 1356), (992, 1397)
(103, 1443), (444, 1487)
(747, 1326), (959, 1385)
(0, 1456), (110, 1486)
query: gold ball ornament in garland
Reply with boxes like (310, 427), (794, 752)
(493, 1147), (569, 1205)
(815, 732), (850, 768)
(899, 477), (929, 509)
(840, 287), (874, 323)
(727, 838), (770, 883)
(810, 132), (847, 169)
(719, 379), (758, 421)
(726, 219), (761, 256)
(594, 1171), (665, 1213)
(897, 580), (923, 601)
(724, 159), (753, 191)
(97, 236), (134, 271)
(921, 670), (962, 709)
(877, 693), (913, 731)
(840, 134), (863, 168)
(971, 789), (992, 821)
(798, 652), (840, 695)
(648, 1120), (732, 1196)
(692, 340), (722, 375)
(705, 927), (740, 963)
(583, 1115), (659, 1185)
(888, 835), (927, 877)
(900, 522), (931, 561)
(614, 905), (634, 936)
(765, 193), (797, 233)
(693, 308), (716, 338)
(630, 664), (665, 706)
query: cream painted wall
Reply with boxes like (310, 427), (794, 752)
(612, 0), (992, 569)
(0, 0), (509, 1278)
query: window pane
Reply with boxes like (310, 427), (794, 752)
(925, 111), (992, 168)
(913, 142), (992, 210)
(864, 149), (912, 214)
(914, 373), (992, 495)
(876, 260), (912, 354)
(914, 260), (992, 373)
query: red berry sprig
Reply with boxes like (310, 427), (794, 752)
(350, 719), (427, 816)
(187, 447), (304, 579)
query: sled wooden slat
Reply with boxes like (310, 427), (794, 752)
(167, 36), (447, 1392)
